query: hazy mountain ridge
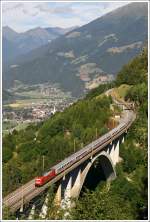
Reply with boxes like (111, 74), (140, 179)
(3, 3), (148, 96)
(2, 25), (78, 66)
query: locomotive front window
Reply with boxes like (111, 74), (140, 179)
(43, 170), (52, 176)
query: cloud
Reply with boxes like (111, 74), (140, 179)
(2, 2), (130, 32)
(2, 3), (22, 12)
(35, 3), (73, 14)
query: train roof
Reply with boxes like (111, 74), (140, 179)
(52, 143), (93, 170)
(52, 130), (115, 170)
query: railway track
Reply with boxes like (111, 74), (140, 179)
(3, 91), (136, 213)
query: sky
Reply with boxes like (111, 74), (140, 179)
(2, 2), (130, 32)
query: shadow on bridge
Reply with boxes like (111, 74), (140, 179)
(81, 158), (110, 192)
(80, 152), (116, 195)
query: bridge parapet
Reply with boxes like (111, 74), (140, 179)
(53, 136), (124, 211)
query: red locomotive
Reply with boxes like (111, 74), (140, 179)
(35, 169), (56, 186)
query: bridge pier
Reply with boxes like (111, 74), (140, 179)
(39, 192), (49, 219)
(54, 184), (62, 206)
(28, 204), (35, 220)
(107, 138), (121, 166)
(109, 143), (115, 163)
(113, 139), (120, 165)
(62, 176), (72, 209)
(122, 135), (125, 143)
(71, 169), (81, 199)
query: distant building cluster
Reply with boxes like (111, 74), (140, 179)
(32, 106), (56, 119)
(3, 102), (74, 124)
(3, 83), (76, 133)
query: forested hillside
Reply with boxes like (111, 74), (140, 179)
(68, 48), (148, 220)
(3, 83), (116, 196)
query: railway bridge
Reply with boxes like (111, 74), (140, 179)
(3, 96), (136, 219)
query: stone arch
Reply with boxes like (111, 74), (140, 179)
(78, 151), (116, 196)
(54, 152), (116, 207)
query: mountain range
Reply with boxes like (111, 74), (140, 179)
(2, 26), (78, 66)
(3, 2), (148, 97)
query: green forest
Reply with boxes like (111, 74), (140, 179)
(3, 83), (116, 196)
(3, 48), (148, 220)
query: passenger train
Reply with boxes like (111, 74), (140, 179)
(35, 108), (135, 186)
